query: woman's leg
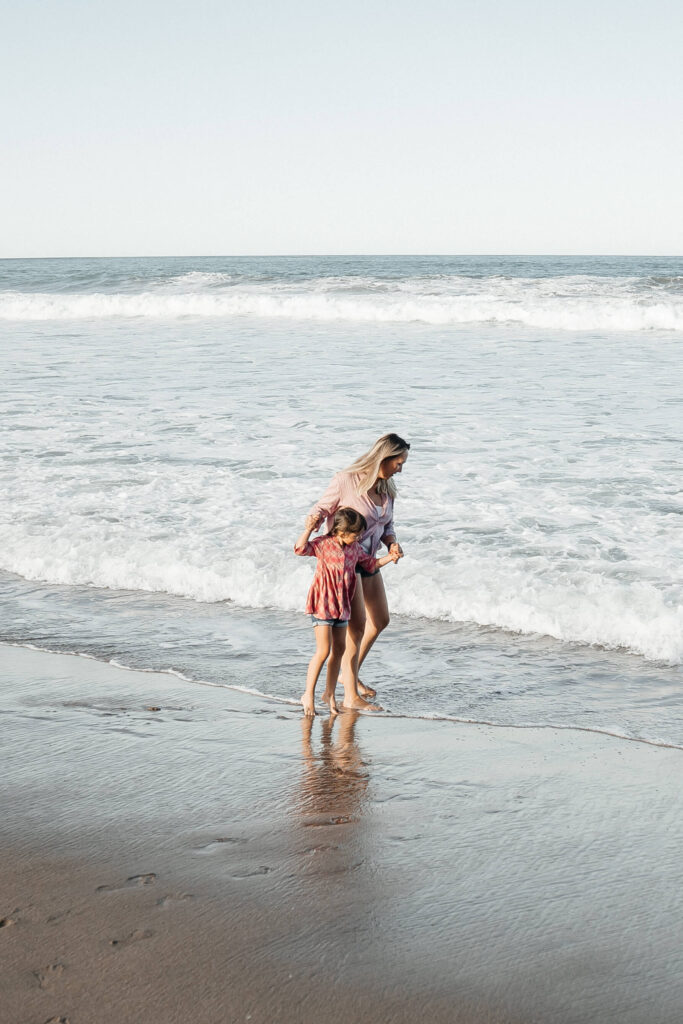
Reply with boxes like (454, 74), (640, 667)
(357, 573), (391, 675)
(339, 586), (381, 711)
(301, 625), (331, 716)
(338, 583), (365, 698)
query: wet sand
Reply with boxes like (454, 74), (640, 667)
(2, 643), (682, 1024)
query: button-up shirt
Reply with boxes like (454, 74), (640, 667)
(308, 471), (395, 557)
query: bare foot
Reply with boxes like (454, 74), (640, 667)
(338, 675), (377, 699)
(320, 682), (339, 714)
(341, 696), (383, 713)
(300, 694), (316, 717)
(325, 697), (339, 715)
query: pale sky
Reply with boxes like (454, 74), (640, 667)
(2, 0), (682, 256)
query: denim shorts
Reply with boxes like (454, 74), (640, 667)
(311, 616), (348, 627)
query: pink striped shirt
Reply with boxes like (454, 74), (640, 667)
(308, 471), (396, 557)
(296, 535), (379, 620)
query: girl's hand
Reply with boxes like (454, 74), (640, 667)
(305, 513), (322, 531)
(389, 542), (404, 560)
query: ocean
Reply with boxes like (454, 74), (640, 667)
(1, 254), (681, 745)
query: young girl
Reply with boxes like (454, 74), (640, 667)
(294, 507), (400, 716)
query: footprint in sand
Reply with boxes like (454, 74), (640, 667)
(156, 893), (195, 908)
(47, 908), (73, 925)
(96, 873), (157, 893)
(303, 815), (355, 827)
(109, 928), (154, 949)
(231, 866), (272, 879)
(196, 837), (248, 851)
(34, 963), (66, 989)
(44, 1017), (70, 1023)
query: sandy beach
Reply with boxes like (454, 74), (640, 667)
(2, 642), (682, 1024)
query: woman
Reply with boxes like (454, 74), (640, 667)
(306, 432), (410, 710)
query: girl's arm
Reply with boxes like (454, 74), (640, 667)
(294, 515), (320, 555)
(376, 551), (400, 568)
(356, 548), (401, 573)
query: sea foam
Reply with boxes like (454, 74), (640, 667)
(0, 523), (680, 664)
(2, 274), (683, 330)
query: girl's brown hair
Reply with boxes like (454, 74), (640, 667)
(332, 507), (368, 536)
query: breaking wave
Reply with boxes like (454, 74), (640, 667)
(2, 274), (683, 330)
(1, 527), (680, 665)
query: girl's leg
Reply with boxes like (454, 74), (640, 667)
(322, 626), (347, 714)
(357, 573), (391, 677)
(301, 625), (332, 716)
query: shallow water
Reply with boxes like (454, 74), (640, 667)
(1, 255), (681, 743)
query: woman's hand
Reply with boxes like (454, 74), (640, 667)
(305, 513), (323, 531)
(389, 541), (404, 560)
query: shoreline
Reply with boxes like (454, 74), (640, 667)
(3, 643), (683, 1023)
(7, 635), (682, 754)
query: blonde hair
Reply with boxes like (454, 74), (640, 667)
(345, 433), (410, 499)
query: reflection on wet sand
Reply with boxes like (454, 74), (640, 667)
(294, 712), (372, 881)
(298, 712), (369, 824)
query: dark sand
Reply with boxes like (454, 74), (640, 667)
(2, 643), (682, 1024)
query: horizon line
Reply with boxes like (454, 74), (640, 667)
(2, 252), (683, 261)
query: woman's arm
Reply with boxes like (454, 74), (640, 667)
(381, 502), (403, 558)
(383, 536), (403, 558)
(307, 472), (343, 529)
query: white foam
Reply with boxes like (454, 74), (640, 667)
(2, 275), (683, 330)
(0, 521), (680, 664)
(389, 558), (683, 665)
